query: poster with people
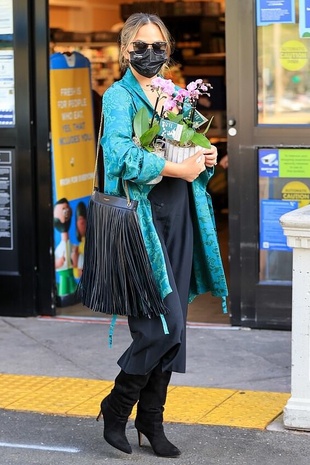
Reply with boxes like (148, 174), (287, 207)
(50, 51), (95, 306)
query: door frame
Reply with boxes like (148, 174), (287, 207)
(225, 0), (306, 329)
(0, 0), (55, 316)
(31, 0), (56, 314)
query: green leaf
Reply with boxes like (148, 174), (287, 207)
(180, 126), (195, 145)
(202, 115), (214, 135)
(191, 132), (211, 149)
(144, 145), (154, 152)
(166, 111), (183, 124)
(133, 108), (150, 138)
(140, 124), (160, 147)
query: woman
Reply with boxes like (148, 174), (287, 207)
(97, 12), (228, 458)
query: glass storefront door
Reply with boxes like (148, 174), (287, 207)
(226, 0), (310, 328)
(257, 4), (310, 284)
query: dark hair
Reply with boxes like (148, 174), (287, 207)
(75, 201), (87, 241)
(118, 13), (173, 72)
(55, 197), (69, 206)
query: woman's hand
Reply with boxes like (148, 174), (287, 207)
(203, 145), (218, 168)
(160, 146), (218, 181)
(180, 149), (206, 182)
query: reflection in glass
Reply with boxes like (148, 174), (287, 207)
(0, 49), (15, 126)
(259, 167), (309, 282)
(0, 0), (14, 127)
(257, 4), (310, 124)
(259, 175), (293, 282)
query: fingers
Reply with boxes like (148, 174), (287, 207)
(182, 145), (218, 182)
(181, 151), (205, 182)
(195, 152), (206, 171)
(203, 145), (218, 167)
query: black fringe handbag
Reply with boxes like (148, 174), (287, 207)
(76, 114), (167, 318)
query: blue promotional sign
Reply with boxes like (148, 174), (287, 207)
(299, 0), (310, 37)
(258, 148), (279, 177)
(256, 0), (295, 26)
(260, 199), (298, 251)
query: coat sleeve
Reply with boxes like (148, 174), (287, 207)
(101, 84), (165, 184)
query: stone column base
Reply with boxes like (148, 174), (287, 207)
(284, 397), (310, 431)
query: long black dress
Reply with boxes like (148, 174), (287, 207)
(118, 177), (193, 375)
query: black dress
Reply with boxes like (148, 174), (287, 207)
(118, 177), (194, 375)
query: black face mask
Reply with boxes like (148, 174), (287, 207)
(129, 49), (167, 78)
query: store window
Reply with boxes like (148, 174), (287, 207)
(257, 1), (310, 125)
(0, 0), (15, 127)
(256, 1), (310, 283)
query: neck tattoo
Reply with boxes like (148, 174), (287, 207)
(141, 84), (153, 91)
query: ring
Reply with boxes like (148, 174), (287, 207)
(196, 156), (202, 163)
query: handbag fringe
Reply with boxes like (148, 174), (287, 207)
(76, 195), (168, 318)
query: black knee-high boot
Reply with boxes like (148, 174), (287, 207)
(135, 365), (181, 457)
(97, 370), (151, 454)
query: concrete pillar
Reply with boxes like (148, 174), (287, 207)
(279, 205), (310, 431)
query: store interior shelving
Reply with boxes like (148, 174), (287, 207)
(50, 1), (226, 138)
(50, 29), (120, 94)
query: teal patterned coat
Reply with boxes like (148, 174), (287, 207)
(101, 69), (228, 311)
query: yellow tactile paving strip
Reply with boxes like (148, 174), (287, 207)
(0, 374), (290, 430)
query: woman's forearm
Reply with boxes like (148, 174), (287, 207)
(160, 160), (185, 178)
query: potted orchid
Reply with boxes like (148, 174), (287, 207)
(133, 77), (214, 161)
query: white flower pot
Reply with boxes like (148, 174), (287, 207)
(165, 141), (203, 163)
(147, 142), (165, 185)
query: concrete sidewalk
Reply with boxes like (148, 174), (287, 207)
(0, 316), (291, 391)
(1, 315), (310, 464)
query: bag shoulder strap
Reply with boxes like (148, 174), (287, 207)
(93, 112), (104, 192)
(94, 106), (130, 203)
